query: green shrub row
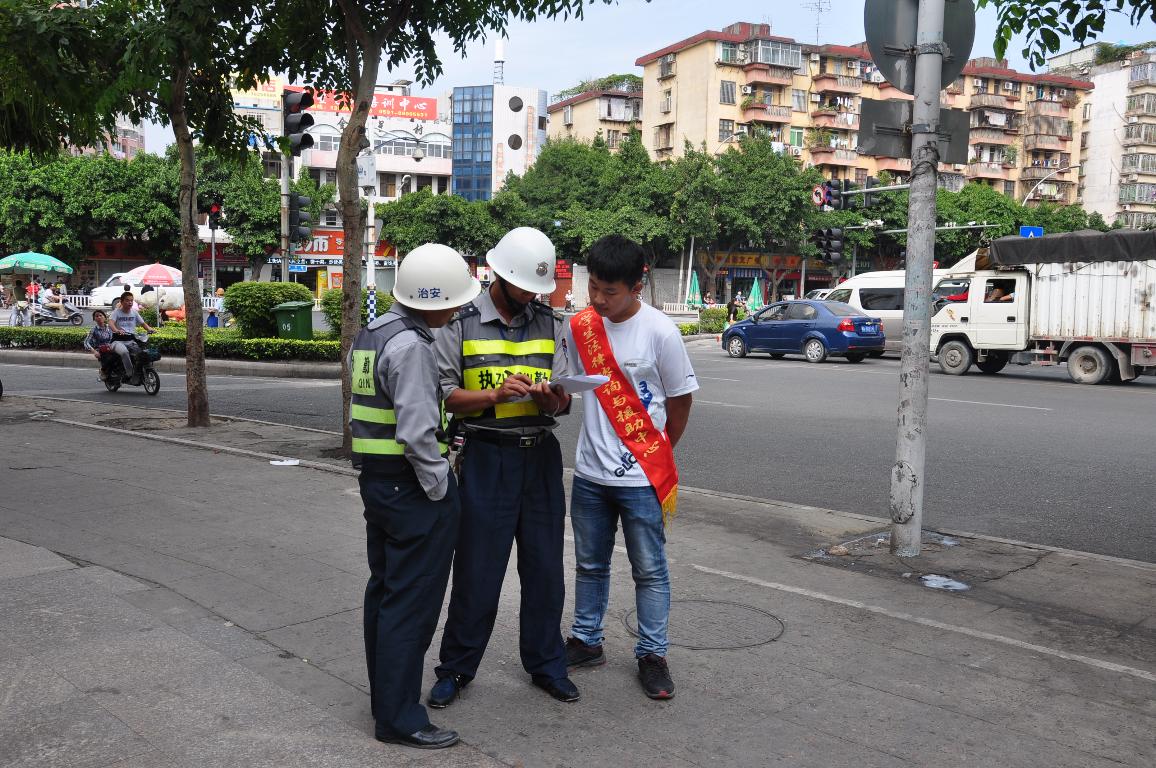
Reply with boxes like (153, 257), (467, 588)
(223, 281), (313, 338)
(0, 326), (340, 362)
(319, 287), (393, 332)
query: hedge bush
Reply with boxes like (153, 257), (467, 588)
(319, 287), (393, 331)
(698, 307), (729, 334)
(0, 326), (340, 362)
(224, 281), (313, 338)
(678, 323), (699, 336)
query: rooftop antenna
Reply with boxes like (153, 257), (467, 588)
(494, 37), (506, 85)
(802, 0), (830, 45)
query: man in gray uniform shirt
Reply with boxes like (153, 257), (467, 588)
(349, 243), (480, 750)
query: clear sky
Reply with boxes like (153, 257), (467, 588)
(144, 0), (1155, 150)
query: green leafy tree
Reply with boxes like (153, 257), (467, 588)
(375, 189), (503, 257)
(554, 73), (642, 101)
(979, 0), (1155, 69)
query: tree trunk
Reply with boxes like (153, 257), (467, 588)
(169, 65), (210, 428)
(337, 53), (382, 452)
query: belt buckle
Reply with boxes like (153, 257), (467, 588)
(518, 435), (536, 448)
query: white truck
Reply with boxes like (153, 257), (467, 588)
(930, 229), (1156, 385)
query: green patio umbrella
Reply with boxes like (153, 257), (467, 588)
(747, 274), (764, 312)
(0, 252), (74, 274)
(685, 270), (702, 308)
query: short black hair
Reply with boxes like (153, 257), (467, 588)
(92, 309), (106, 320)
(586, 235), (645, 287)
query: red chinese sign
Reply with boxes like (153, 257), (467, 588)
(284, 86), (437, 121)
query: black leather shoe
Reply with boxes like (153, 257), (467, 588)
(376, 724), (460, 749)
(427, 675), (467, 708)
(532, 675), (580, 703)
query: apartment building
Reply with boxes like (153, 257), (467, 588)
(629, 22), (1091, 203)
(1052, 46), (1156, 228)
(547, 89), (643, 150)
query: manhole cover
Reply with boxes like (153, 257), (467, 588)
(623, 599), (785, 650)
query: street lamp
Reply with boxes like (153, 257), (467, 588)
(1021, 164), (1079, 206)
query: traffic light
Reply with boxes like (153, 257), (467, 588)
(288, 192), (312, 240)
(840, 179), (854, 210)
(824, 227), (845, 263)
(282, 90), (315, 156)
(208, 195), (223, 230)
(864, 176), (879, 208)
(823, 180), (841, 211)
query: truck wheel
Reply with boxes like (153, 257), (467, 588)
(976, 353), (1008, 375)
(1067, 346), (1111, 385)
(938, 340), (973, 375)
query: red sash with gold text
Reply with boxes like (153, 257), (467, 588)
(570, 308), (679, 522)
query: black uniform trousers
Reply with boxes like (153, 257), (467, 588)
(435, 431), (567, 683)
(361, 468), (460, 739)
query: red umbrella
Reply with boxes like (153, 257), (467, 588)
(121, 262), (182, 286)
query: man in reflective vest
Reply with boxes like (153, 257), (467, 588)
(427, 227), (579, 706)
(351, 243), (480, 750)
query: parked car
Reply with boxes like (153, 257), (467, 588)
(804, 288), (833, 300)
(90, 274), (139, 307)
(721, 300), (885, 363)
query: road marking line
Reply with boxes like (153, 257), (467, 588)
(695, 400), (753, 408)
(691, 564), (1156, 683)
(697, 376), (741, 382)
(930, 397), (1051, 411)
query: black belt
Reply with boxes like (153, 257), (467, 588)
(466, 430), (551, 448)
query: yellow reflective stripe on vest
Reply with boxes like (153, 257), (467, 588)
(461, 365), (552, 391)
(350, 403), (396, 425)
(462, 339), (555, 357)
(494, 401), (541, 419)
(351, 437), (405, 455)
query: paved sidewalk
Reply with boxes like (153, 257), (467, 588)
(1, 394), (1153, 767)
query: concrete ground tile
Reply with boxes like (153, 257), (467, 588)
(967, 603), (1156, 668)
(0, 696), (154, 768)
(119, 587), (215, 626)
(101, 750), (192, 768)
(0, 537), (75, 580)
(172, 616), (277, 660)
(237, 651), (372, 728)
(775, 679), (1126, 768)
(0, 656), (81, 717)
(259, 610), (362, 663)
(44, 624), (225, 692)
(76, 565), (150, 594)
(0, 590), (158, 658)
(313, 651), (370, 692)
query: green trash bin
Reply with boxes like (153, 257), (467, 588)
(271, 300), (314, 340)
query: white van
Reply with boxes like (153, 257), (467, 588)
(824, 269), (949, 355)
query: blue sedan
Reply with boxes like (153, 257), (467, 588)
(721, 300), (885, 363)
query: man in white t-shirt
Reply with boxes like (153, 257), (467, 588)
(562, 235), (697, 700)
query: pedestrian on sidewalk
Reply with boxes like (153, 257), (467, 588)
(563, 235), (698, 700)
(427, 227), (578, 710)
(350, 243), (481, 751)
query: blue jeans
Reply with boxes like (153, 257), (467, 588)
(569, 476), (670, 658)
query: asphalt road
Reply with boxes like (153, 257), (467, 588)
(3, 341), (1154, 562)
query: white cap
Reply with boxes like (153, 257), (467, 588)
(393, 243), (481, 310)
(485, 227), (557, 295)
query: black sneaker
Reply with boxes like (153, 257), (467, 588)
(565, 637), (605, 669)
(637, 654), (674, 700)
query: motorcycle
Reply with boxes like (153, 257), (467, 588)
(101, 334), (161, 395)
(9, 300), (30, 326)
(32, 298), (84, 326)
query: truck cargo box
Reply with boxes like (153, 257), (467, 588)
(1030, 260), (1156, 343)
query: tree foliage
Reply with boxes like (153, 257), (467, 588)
(554, 73), (643, 101)
(978, 0), (1156, 69)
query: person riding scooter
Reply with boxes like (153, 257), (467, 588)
(108, 293), (155, 379)
(82, 309), (119, 381)
(39, 284), (67, 318)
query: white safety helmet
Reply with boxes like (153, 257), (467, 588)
(393, 243), (481, 310)
(486, 227), (557, 295)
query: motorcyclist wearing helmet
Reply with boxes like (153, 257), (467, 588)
(426, 227), (579, 710)
(351, 242), (480, 751)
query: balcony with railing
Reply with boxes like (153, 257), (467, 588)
(1128, 62), (1156, 89)
(969, 127), (1016, 145)
(1024, 134), (1068, 152)
(744, 65), (795, 88)
(874, 156), (912, 173)
(1123, 123), (1156, 148)
(1027, 99), (1071, 118)
(743, 103), (793, 123)
(1125, 93), (1156, 117)
(969, 92), (1023, 111)
(808, 147), (861, 166)
(811, 110), (859, 131)
(812, 73), (862, 94)
(1020, 164), (1075, 181)
(966, 161), (1010, 181)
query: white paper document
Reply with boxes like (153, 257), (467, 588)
(510, 374), (609, 401)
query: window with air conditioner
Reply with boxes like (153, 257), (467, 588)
(660, 89), (672, 113)
(563, 105), (573, 125)
(719, 119), (735, 142)
(741, 85), (753, 96)
(718, 42), (739, 64)
(659, 54), (676, 79)
(720, 80), (737, 105)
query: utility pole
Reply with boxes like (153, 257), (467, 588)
(280, 157), (290, 283)
(890, 0), (945, 556)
